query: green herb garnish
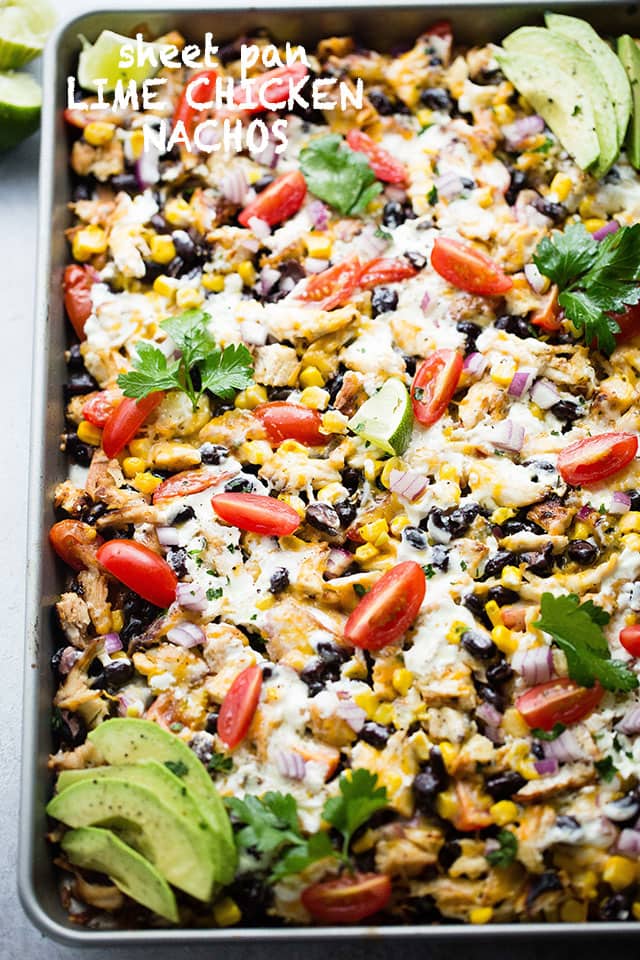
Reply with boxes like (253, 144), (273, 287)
(486, 829), (518, 867)
(532, 723), (566, 741)
(299, 134), (383, 216)
(208, 753), (233, 774)
(594, 756), (618, 782)
(164, 759), (189, 778)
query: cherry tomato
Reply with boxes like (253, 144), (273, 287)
(530, 286), (562, 332)
(152, 469), (219, 503)
(557, 432), (638, 487)
(426, 19), (453, 39)
(345, 129), (407, 184)
(358, 257), (418, 290)
(516, 677), (603, 731)
(301, 873), (391, 924)
(411, 349), (463, 426)
(610, 303), (640, 343)
(344, 560), (426, 650)
(101, 392), (164, 460)
(297, 257), (362, 311)
(82, 391), (120, 428)
(233, 62), (308, 114)
(619, 625), (640, 657)
(255, 402), (326, 446)
(238, 171), (307, 228)
(431, 237), (512, 296)
(63, 264), (98, 340)
(212, 492), (301, 536)
(97, 539), (177, 608)
(173, 68), (218, 135)
(217, 664), (263, 749)
(49, 520), (100, 572)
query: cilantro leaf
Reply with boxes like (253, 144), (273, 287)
(200, 343), (254, 400)
(164, 759), (189, 778)
(534, 593), (638, 692)
(225, 792), (302, 861)
(207, 753), (232, 774)
(300, 134), (382, 216)
(558, 289), (621, 356)
(595, 756), (618, 782)
(531, 723), (566, 741)
(533, 222), (598, 289)
(486, 830), (518, 867)
(269, 832), (334, 882)
(322, 768), (387, 858)
(118, 343), (182, 399)
(162, 309), (216, 370)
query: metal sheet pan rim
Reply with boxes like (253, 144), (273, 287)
(20, 0), (640, 943)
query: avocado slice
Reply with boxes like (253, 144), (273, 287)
(61, 827), (179, 923)
(617, 36), (640, 169)
(546, 13), (632, 148)
(495, 49), (600, 172)
(502, 27), (617, 176)
(88, 718), (236, 883)
(47, 777), (215, 901)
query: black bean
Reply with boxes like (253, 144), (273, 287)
(429, 746), (447, 783)
(371, 286), (398, 317)
(71, 180), (93, 202)
(369, 89), (395, 115)
(150, 213), (170, 233)
(300, 657), (340, 695)
(567, 539), (598, 565)
(254, 174), (275, 192)
(143, 260), (166, 284)
(495, 314), (535, 339)
(603, 792), (640, 824)
(165, 254), (186, 278)
(110, 172), (139, 193)
(424, 504), (479, 539)
(526, 871), (562, 909)
(261, 664), (274, 680)
(627, 489), (640, 512)
(403, 355), (417, 377)
(64, 433), (92, 466)
(599, 894), (631, 921)
(172, 505), (195, 525)
(66, 344), (85, 371)
(359, 721), (391, 749)
(341, 467), (361, 495)
(266, 387), (291, 402)
(500, 517), (544, 537)
(473, 67), (505, 85)
(420, 87), (454, 111)
(325, 371), (345, 404)
(121, 594), (160, 642)
(205, 711), (219, 734)
(64, 371), (99, 399)
(531, 741), (545, 760)
(200, 442), (228, 465)
(224, 475), (254, 493)
(522, 543), (554, 577)
(102, 659), (134, 688)
(462, 630), (497, 660)
(531, 197), (567, 224)
(403, 526), (427, 550)
(551, 399), (581, 423)
(306, 502), (341, 536)
(53, 708), (86, 748)
(172, 229), (198, 265)
(438, 840), (461, 871)
(505, 169), (527, 206)
(487, 585), (519, 606)
(166, 547), (189, 579)
(481, 549), (515, 580)
(226, 876), (271, 924)
(486, 659), (513, 688)
(382, 200), (406, 229)
(404, 250), (427, 270)
(485, 770), (526, 800)
(555, 815), (580, 831)
(269, 567), (289, 594)
(335, 499), (357, 527)
(476, 681), (505, 713)
(456, 320), (482, 355)
(413, 767), (445, 812)
(189, 731), (214, 765)
(431, 545), (449, 571)
(462, 592), (492, 630)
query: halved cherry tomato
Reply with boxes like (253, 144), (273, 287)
(97, 539), (177, 608)
(302, 873), (391, 924)
(82, 390), (120, 428)
(610, 302), (640, 343)
(212, 492), (301, 536)
(49, 520), (100, 572)
(411, 349), (463, 426)
(619, 625), (640, 658)
(173, 68), (218, 135)
(297, 257), (362, 311)
(431, 237), (512, 296)
(516, 677), (603, 732)
(238, 170), (307, 228)
(63, 264), (98, 340)
(345, 129), (407, 184)
(557, 432), (638, 487)
(101, 392), (164, 460)
(233, 62), (308, 114)
(530, 285), (562, 332)
(255, 402), (326, 446)
(152, 469), (219, 503)
(344, 560), (426, 650)
(358, 257), (418, 290)
(217, 664), (263, 749)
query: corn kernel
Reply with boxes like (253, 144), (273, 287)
(128, 438), (151, 460)
(354, 690), (378, 717)
(149, 234), (176, 265)
(494, 103), (514, 125)
(492, 624), (518, 655)
(132, 472), (163, 494)
(122, 456), (147, 478)
(202, 273), (226, 292)
(603, 856), (636, 891)
(278, 439), (309, 455)
(380, 458), (403, 489)
(360, 518), (389, 543)
(84, 121), (115, 146)
(620, 511), (640, 534)
(572, 520), (592, 539)
(234, 385), (268, 410)
(392, 668), (413, 697)
(129, 128), (144, 159)
(416, 108), (433, 128)
(632, 902), (640, 921)
(469, 907), (493, 925)
(255, 595), (275, 611)
(317, 482), (346, 504)
(111, 609), (124, 633)
(364, 458), (384, 483)
(153, 274), (179, 298)
(502, 707), (529, 738)
(560, 900), (587, 923)
(176, 286), (204, 309)
(390, 514), (410, 536)
(490, 356), (517, 386)
(72, 225), (108, 261)
(490, 800), (518, 826)
(529, 402), (544, 420)
(409, 730), (431, 761)
(439, 463), (458, 482)
(77, 420), (102, 446)
(299, 365), (325, 389)
(237, 260), (257, 287)
(321, 410), (347, 435)
(577, 870), (599, 900)
(492, 507), (515, 525)
(446, 621), (468, 644)
(299, 386), (330, 410)
(355, 542), (379, 563)
(583, 217), (607, 234)
(343, 658), (368, 680)
(435, 789), (458, 821)
(214, 897), (242, 927)
(578, 195), (597, 219)
(485, 600), (503, 627)
(500, 565), (522, 589)
(238, 440), (272, 466)
(622, 533), (640, 551)
(374, 702), (394, 725)
(549, 173), (573, 202)
(626, 612), (638, 626)
(164, 197), (193, 227)
(439, 741), (459, 772)
(476, 186), (493, 208)
(304, 233), (332, 258)
(278, 494), (306, 518)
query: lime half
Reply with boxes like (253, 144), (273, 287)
(78, 30), (170, 93)
(0, 0), (55, 70)
(0, 69), (41, 151)
(348, 378), (413, 456)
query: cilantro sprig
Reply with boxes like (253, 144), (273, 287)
(534, 592), (638, 692)
(117, 309), (253, 411)
(486, 830), (518, 867)
(299, 135), (383, 216)
(533, 222), (640, 354)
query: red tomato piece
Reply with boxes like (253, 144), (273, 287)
(217, 664), (263, 749)
(530, 286), (562, 332)
(610, 303), (640, 343)
(238, 170), (307, 228)
(63, 264), (98, 340)
(97, 539), (177, 608)
(431, 237), (513, 296)
(411, 349), (463, 426)
(619, 625), (640, 658)
(426, 19), (453, 39)
(82, 391), (120, 428)
(233, 62), (308, 114)
(344, 561), (426, 651)
(49, 520), (100, 572)
(357, 257), (418, 290)
(255, 402), (326, 446)
(152, 470), (219, 503)
(516, 677), (603, 731)
(212, 492), (301, 537)
(173, 68), (218, 135)
(557, 432), (638, 487)
(101, 393), (164, 460)
(301, 873), (391, 924)
(345, 129), (407, 184)
(297, 257), (362, 311)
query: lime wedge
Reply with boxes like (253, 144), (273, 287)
(348, 378), (413, 456)
(78, 30), (169, 93)
(0, 69), (40, 151)
(0, 0), (55, 70)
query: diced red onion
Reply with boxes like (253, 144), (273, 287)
(617, 829), (640, 856)
(616, 706), (640, 735)
(420, 289), (431, 312)
(492, 419), (525, 453)
(167, 622), (205, 648)
(542, 728), (588, 763)
(531, 378), (561, 410)
(104, 633), (123, 654)
(135, 141), (160, 189)
(247, 216), (271, 239)
(325, 548), (355, 580)
(220, 167), (249, 205)
(484, 725), (505, 745)
(476, 701), (502, 727)
(388, 468), (427, 502)
(502, 114), (545, 149)
(578, 505), (595, 521)
(58, 646), (81, 675)
(117, 695), (130, 717)
(336, 697), (367, 732)
(354, 224), (389, 260)
(275, 749), (306, 781)
(157, 525), (180, 547)
(610, 491), (632, 515)
(239, 236), (260, 254)
(508, 367), (535, 398)
(512, 647), (553, 685)
(249, 133), (278, 168)
(304, 257), (330, 274)
(593, 220), (620, 242)
(260, 265), (281, 295)
(435, 171), (465, 200)
(176, 582), (207, 613)
(463, 352), (488, 376)
(308, 200), (329, 231)
(515, 190), (551, 228)
(534, 758), (559, 776)
(524, 262), (547, 294)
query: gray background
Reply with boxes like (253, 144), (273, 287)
(1, 0), (638, 956)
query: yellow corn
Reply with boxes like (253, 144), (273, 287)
(238, 440), (272, 466)
(343, 658), (368, 680)
(490, 356), (517, 387)
(278, 494), (306, 518)
(355, 542), (379, 563)
(578, 195), (597, 219)
(176, 286), (204, 309)
(149, 234), (176, 265)
(476, 186), (493, 209)
(390, 514), (410, 536)
(492, 507), (515, 525)
(255, 595), (275, 611)
(529, 402), (544, 420)
(164, 197), (193, 227)
(354, 690), (378, 717)
(84, 121), (115, 146)
(234, 385), (267, 410)
(416, 108), (433, 128)
(446, 621), (468, 645)
(111, 609), (124, 633)
(237, 260), (257, 287)
(490, 800), (518, 826)
(153, 274), (179, 298)
(380, 458), (403, 489)
(626, 612), (638, 626)
(435, 789), (458, 821)
(549, 173), (572, 202)
(299, 365), (325, 388)
(317, 482), (346, 504)
(623, 533), (640, 551)
(202, 273), (225, 293)
(374, 702), (394, 725)
(72, 225), (108, 261)
(469, 907), (493, 925)
(278, 440), (308, 455)
(77, 420), (102, 446)
(321, 410), (347, 435)
(304, 233), (332, 259)
(577, 870), (599, 901)
(603, 856), (636, 891)
(439, 463), (458, 482)
(502, 707), (530, 738)
(360, 518), (389, 543)
(632, 902), (640, 921)
(128, 438), (151, 460)
(299, 386), (330, 410)
(214, 897), (242, 927)
(560, 900), (587, 923)
(500, 565), (522, 589)
(485, 600), (503, 627)
(122, 456), (147, 478)
(364, 458), (384, 483)
(129, 129), (145, 159)
(410, 730), (431, 761)
(392, 668), (413, 696)
(439, 741), (459, 772)
(620, 511), (640, 534)
(132, 472), (163, 494)
(492, 624), (518, 656)
(583, 217), (607, 234)
(572, 520), (592, 539)
(493, 103), (514, 125)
